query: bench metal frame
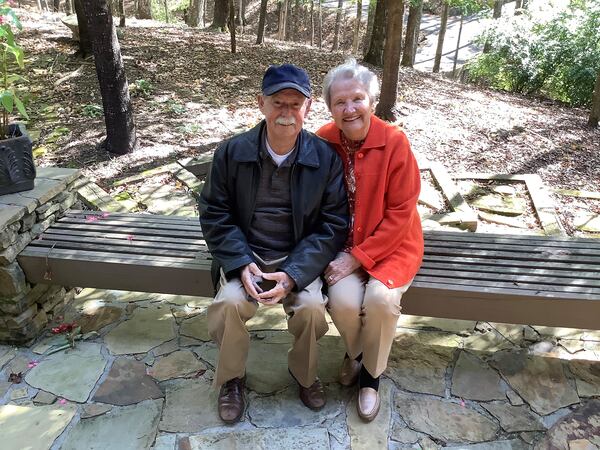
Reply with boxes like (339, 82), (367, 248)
(17, 211), (600, 329)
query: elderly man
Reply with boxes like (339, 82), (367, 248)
(199, 63), (349, 423)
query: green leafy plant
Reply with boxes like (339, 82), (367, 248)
(0, 0), (28, 139)
(82, 103), (104, 118)
(166, 99), (186, 115)
(131, 79), (154, 97)
(468, 1), (600, 107)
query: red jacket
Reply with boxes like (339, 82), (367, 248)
(317, 115), (424, 288)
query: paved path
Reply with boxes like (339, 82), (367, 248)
(1, 286), (599, 449)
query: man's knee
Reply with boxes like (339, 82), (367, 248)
(295, 291), (327, 316)
(211, 281), (256, 318)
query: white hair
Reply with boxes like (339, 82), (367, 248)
(322, 58), (380, 109)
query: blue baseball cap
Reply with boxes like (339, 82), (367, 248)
(261, 64), (311, 98)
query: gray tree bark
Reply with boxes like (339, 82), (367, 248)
(401, 0), (422, 67)
(352, 0), (362, 54)
(256, 0), (268, 44)
(375, 0), (404, 121)
(364, 0), (386, 66)
(81, 0), (137, 154)
(136, 0), (152, 19)
(433, 1), (448, 73)
(332, 0), (343, 51)
(589, 70), (600, 127)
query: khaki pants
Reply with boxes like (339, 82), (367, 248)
(327, 268), (412, 378)
(207, 256), (328, 388)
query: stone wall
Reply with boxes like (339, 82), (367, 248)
(0, 168), (83, 344)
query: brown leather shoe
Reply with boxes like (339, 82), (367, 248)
(357, 387), (380, 422)
(339, 357), (361, 387)
(298, 377), (326, 411)
(218, 377), (245, 423)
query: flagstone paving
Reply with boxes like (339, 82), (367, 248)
(1, 287), (600, 449)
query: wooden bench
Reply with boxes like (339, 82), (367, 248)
(17, 210), (600, 329)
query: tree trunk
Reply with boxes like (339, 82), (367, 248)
(256, 0), (268, 44)
(514, 0), (522, 14)
(364, 0), (386, 66)
(235, 0), (246, 26)
(452, 14), (464, 77)
(285, 0), (292, 40)
(229, 0), (236, 52)
(362, 0), (376, 52)
(292, 0), (300, 42)
(118, 0), (125, 27)
(375, 0), (403, 121)
(136, 0), (152, 19)
(521, 0), (528, 9)
(492, 0), (503, 18)
(332, 0), (343, 51)
(410, 4), (422, 65)
(65, 0), (73, 14)
(187, 0), (203, 27)
(164, 0), (169, 23)
(53, 0), (60, 12)
(433, 1), (448, 73)
(81, 0), (137, 155)
(401, 0), (422, 67)
(212, 0), (229, 31)
(352, 0), (362, 54)
(317, 0), (322, 48)
(277, 0), (288, 40)
(589, 69), (600, 127)
(74, 0), (92, 57)
(310, 0), (315, 46)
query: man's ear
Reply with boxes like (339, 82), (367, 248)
(304, 98), (312, 117)
(258, 94), (265, 112)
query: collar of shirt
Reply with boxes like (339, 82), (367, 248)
(261, 129), (297, 167)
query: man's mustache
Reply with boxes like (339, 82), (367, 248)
(275, 117), (296, 126)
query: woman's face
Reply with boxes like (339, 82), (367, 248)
(329, 78), (373, 142)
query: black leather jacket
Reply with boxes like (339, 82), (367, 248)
(199, 121), (349, 291)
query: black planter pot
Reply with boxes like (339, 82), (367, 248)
(0, 123), (36, 196)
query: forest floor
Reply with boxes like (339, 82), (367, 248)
(18, 8), (600, 236)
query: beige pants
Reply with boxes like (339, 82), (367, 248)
(207, 257), (328, 388)
(327, 269), (412, 378)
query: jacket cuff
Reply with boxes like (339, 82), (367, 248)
(351, 246), (375, 270)
(221, 255), (254, 276)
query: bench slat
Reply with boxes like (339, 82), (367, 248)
(49, 223), (203, 239)
(422, 254), (598, 272)
(58, 216), (202, 233)
(40, 228), (206, 245)
(424, 246), (600, 264)
(30, 239), (202, 259)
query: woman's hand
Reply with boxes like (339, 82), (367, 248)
(325, 253), (361, 286)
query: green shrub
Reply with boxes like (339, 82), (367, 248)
(468, 0), (600, 106)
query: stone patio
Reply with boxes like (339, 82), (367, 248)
(1, 288), (599, 449)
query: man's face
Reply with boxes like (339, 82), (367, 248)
(258, 89), (312, 142)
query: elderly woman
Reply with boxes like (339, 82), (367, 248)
(317, 59), (424, 422)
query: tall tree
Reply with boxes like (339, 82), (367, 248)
(375, 0), (403, 120)
(235, 0), (246, 26)
(164, 0), (169, 23)
(65, 0), (73, 14)
(229, 0), (236, 52)
(364, 0), (386, 66)
(277, 0), (289, 40)
(317, 0), (322, 48)
(212, 0), (229, 31)
(332, 0), (343, 51)
(401, 0), (423, 67)
(433, 1), (449, 72)
(74, 0), (92, 56)
(81, 0), (137, 154)
(187, 0), (204, 27)
(589, 70), (600, 127)
(452, 13), (464, 76)
(118, 0), (125, 27)
(52, 0), (60, 12)
(362, 0), (376, 51)
(256, 0), (268, 44)
(310, 0), (315, 46)
(136, 0), (152, 19)
(352, 0), (363, 54)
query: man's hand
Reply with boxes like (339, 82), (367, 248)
(257, 271), (296, 305)
(241, 263), (264, 300)
(325, 252), (361, 286)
